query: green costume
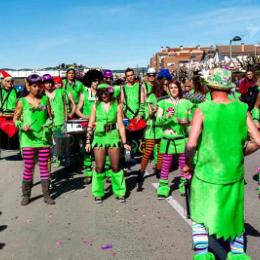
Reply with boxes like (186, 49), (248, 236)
(156, 97), (193, 197)
(157, 98), (193, 154)
(123, 82), (142, 119)
(0, 87), (17, 114)
(91, 84), (126, 199)
(144, 93), (162, 140)
(48, 89), (67, 134)
(18, 96), (52, 148)
(82, 87), (96, 178)
(191, 100), (248, 240)
(92, 101), (120, 148)
(62, 79), (84, 104)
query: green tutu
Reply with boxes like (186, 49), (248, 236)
(190, 175), (244, 240)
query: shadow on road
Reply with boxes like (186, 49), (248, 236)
(0, 219), (7, 250)
(49, 167), (85, 199)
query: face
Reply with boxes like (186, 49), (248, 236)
(184, 79), (193, 92)
(91, 79), (99, 90)
(104, 77), (113, 84)
(67, 70), (75, 81)
(3, 78), (13, 90)
(29, 83), (42, 97)
(168, 83), (179, 98)
(125, 71), (135, 84)
(147, 74), (156, 83)
(55, 83), (62, 89)
(99, 90), (111, 102)
(246, 71), (253, 80)
(44, 81), (53, 91)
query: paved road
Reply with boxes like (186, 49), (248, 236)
(0, 150), (259, 260)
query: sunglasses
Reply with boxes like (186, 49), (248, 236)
(147, 74), (156, 77)
(5, 80), (13, 83)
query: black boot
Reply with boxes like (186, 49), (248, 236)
(41, 180), (55, 205)
(21, 180), (32, 206)
(136, 171), (144, 192)
(154, 169), (160, 179)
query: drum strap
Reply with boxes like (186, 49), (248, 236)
(0, 88), (13, 112)
(123, 83), (141, 118)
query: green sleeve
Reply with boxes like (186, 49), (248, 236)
(252, 108), (260, 121)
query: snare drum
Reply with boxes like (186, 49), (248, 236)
(0, 114), (19, 150)
(66, 119), (88, 134)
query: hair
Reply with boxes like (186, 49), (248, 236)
(148, 79), (167, 98)
(192, 75), (207, 94)
(124, 67), (134, 75)
(27, 74), (42, 86)
(168, 79), (183, 98)
(81, 69), (103, 87)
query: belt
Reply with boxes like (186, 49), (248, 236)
(105, 123), (117, 132)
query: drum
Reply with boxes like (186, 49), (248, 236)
(55, 134), (73, 158)
(66, 119), (88, 134)
(0, 114), (19, 150)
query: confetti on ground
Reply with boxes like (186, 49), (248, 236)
(81, 237), (93, 246)
(101, 244), (113, 250)
(56, 240), (63, 248)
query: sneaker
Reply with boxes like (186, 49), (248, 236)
(95, 197), (103, 204)
(178, 178), (186, 196)
(157, 194), (166, 200)
(118, 197), (126, 203)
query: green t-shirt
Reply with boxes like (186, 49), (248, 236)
(195, 100), (248, 184)
(123, 82), (141, 119)
(48, 89), (66, 127)
(0, 87), (17, 114)
(62, 79), (84, 104)
(82, 88), (96, 117)
(19, 96), (52, 148)
(144, 93), (162, 139)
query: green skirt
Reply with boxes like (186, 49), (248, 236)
(92, 129), (121, 148)
(160, 137), (186, 154)
(190, 175), (244, 240)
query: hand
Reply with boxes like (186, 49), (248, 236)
(182, 164), (192, 176)
(123, 144), (131, 151)
(23, 125), (31, 132)
(85, 143), (91, 152)
(68, 113), (73, 119)
(135, 115), (142, 122)
(167, 108), (175, 118)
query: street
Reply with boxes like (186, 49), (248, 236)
(0, 150), (259, 260)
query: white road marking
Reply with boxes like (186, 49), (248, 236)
(152, 182), (227, 259)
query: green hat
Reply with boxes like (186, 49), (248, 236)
(97, 83), (115, 94)
(66, 67), (76, 73)
(201, 68), (234, 90)
(97, 83), (110, 90)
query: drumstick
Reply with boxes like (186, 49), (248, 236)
(29, 119), (37, 127)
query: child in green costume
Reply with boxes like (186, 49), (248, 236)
(85, 83), (131, 204)
(13, 74), (55, 206)
(156, 80), (193, 199)
(184, 68), (260, 260)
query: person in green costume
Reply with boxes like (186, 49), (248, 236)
(137, 78), (167, 191)
(121, 68), (145, 160)
(0, 72), (18, 115)
(155, 80), (193, 199)
(13, 74), (55, 206)
(251, 92), (260, 197)
(121, 67), (145, 120)
(184, 68), (260, 260)
(85, 83), (131, 204)
(42, 74), (70, 168)
(77, 69), (103, 184)
(62, 67), (84, 106)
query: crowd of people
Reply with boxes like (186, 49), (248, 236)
(0, 66), (260, 259)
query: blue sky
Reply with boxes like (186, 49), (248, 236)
(1, 0), (260, 69)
